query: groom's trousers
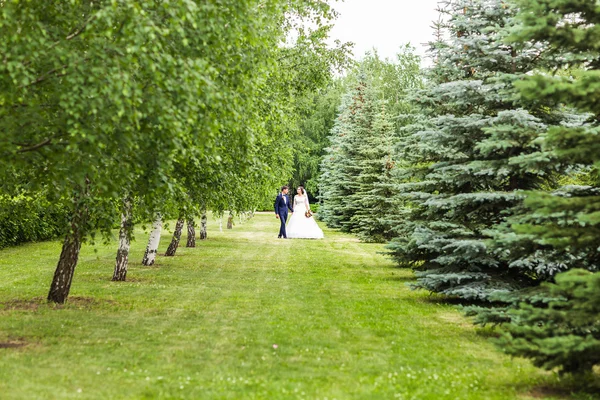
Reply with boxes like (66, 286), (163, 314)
(278, 212), (288, 238)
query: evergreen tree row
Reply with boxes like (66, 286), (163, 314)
(318, 0), (600, 374)
(319, 51), (423, 242)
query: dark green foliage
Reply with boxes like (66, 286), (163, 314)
(319, 50), (423, 242)
(351, 105), (398, 242)
(320, 80), (373, 228)
(335, 79), (381, 234)
(291, 81), (345, 196)
(0, 194), (67, 249)
(496, 269), (600, 374)
(488, 0), (600, 373)
(505, 0), (600, 267)
(319, 76), (396, 240)
(386, 0), (562, 301)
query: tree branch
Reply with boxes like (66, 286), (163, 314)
(21, 65), (68, 88)
(66, 15), (96, 41)
(16, 138), (52, 153)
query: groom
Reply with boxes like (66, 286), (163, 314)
(274, 185), (293, 238)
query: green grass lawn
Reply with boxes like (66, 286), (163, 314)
(0, 213), (597, 400)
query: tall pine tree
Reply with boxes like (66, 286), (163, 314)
(387, 0), (565, 301)
(320, 74), (398, 241)
(493, 0), (600, 374)
(319, 50), (422, 241)
(320, 75), (376, 230)
(337, 77), (381, 234)
(319, 90), (356, 228)
(350, 102), (398, 242)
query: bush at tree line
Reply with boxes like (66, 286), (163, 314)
(0, 194), (68, 249)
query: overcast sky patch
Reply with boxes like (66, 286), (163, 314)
(328, 0), (441, 65)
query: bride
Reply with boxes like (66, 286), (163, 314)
(287, 186), (324, 239)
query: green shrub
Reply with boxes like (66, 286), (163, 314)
(0, 194), (68, 249)
(496, 269), (600, 374)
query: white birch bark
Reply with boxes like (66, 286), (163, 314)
(142, 213), (162, 266)
(186, 218), (196, 248)
(165, 218), (184, 256)
(200, 210), (207, 240)
(113, 212), (131, 281)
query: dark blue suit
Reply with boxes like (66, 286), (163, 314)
(274, 193), (293, 238)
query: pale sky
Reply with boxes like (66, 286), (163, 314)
(328, 0), (441, 65)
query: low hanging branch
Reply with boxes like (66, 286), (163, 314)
(22, 65), (69, 88)
(16, 138), (53, 153)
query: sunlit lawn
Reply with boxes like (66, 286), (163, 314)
(0, 213), (597, 399)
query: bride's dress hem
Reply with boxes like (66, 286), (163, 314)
(286, 195), (324, 239)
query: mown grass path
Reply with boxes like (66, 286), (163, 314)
(0, 213), (592, 399)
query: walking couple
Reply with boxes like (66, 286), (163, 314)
(274, 186), (324, 239)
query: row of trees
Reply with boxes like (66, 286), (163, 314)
(0, 1), (350, 304)
(318, 0), (599, 375)
(318, 47), (423, 242)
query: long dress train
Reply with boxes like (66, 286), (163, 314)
(287, 195), (324, 239)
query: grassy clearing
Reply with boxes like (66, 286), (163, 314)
(0, 213), (597, 399)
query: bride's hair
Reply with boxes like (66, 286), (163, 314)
(297, 186), (306, 195)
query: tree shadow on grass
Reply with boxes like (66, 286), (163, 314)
(474, 326), (501, 339)
(415, 294), (471, 306)
(514, 375), (600, 400)
(1, 296), (117, 311)
(520, 385), (575, 400)
(380, 275), (415, 283)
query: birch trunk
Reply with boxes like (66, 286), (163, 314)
(142, 213), (162, 266)
(200, 210), (207, 240)
(219, 216), (223, 232)
(227, 212), (233, 229)
(165, 218), (184, 256)
(112, 198), (132, 281)
(48, 208), (84, 304)
(186, 219), (196, 248)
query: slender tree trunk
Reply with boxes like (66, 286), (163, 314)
(219, 216), (223, 232)
(508, 175), (520, 191)
(200, 210), (207, 240)
(142, 213), (162, 266)
(186, 218), (196, 248)
(112, 198), (132, 281)
(165, 218), (184, 256)
(48, 206), (85, 304)
(48, 232), (83, 304)
(227, 212), (233, 229)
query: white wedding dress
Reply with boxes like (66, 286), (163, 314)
(287, 195), (324, 239)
